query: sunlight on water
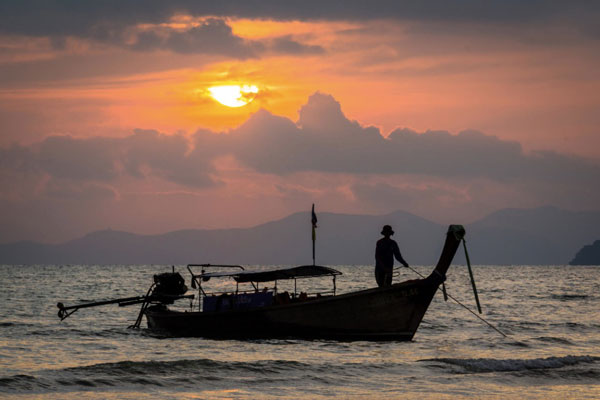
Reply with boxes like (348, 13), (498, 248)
(1, 264), (599, 399)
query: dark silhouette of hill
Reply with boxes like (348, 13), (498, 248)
(0, 210), (442, 265)
(1, 206), (600, 265)
(570, 240), (600, 265)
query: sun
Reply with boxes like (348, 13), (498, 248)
(208, 85), (259, 107)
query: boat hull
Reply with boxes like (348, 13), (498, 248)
(145, 276), (441, 340)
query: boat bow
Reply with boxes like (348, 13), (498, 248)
(427, 224), (466, 284)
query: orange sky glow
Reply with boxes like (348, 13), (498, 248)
(1, 6), (599, 242)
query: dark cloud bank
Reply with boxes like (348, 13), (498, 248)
(1, 1), (598, 56)
(2, 93), (599, 203)
(2, 1), (599, 37)
(127, 18), (323, 57)
(0, 5), (325, 58)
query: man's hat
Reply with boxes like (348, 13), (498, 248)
(381, 225), (394, 235)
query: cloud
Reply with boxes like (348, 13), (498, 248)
(0, 7), (324, 59)
(3, 92), (599, 191)
(36, 136), (120, 181)
(43, 180), (119, 202)
(1, 130), (220, 188)
(0, 144), (36, 175)
(269, 35), (325, 55)
(211, 93), (600, 189)
(5, 92), (597, 190)
(386, 128), (525, 179)
(130, 21), (324, 57)
(1, 3), (596, 90)
(130, 18), (264, 58)
(220, 93), (387, 174)
(2, 2), (599, 39)
(123, 129), (218, 188)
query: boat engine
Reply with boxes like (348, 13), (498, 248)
(56, 270), (194, 326)
(151, 272), (188, 304)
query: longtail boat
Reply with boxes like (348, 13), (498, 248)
(57, 225), (466, 340)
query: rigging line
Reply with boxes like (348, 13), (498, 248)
(399, 265), (508, 338)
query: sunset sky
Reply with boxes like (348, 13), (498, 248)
(1, 1), (599, 243)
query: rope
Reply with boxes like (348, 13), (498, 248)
(399, 265), (508, 338)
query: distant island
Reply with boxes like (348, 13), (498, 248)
(570, 240), (600, 265)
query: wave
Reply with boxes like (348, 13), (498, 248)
(551, 294), (590, 300)
(4, 355), (598, 393)
(0, 374), (51, 392)
(535, 336), (574, 345)
(67, 358), (311, 376)
(0, 358), (416, 393)
(0, 321), (35, 328)
(0, 358), (317, 393)
(422, 355), (600, 373)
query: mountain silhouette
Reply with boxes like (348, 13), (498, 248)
(1, 206), (600, 265)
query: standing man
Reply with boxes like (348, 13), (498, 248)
(375, 225), (409, 287)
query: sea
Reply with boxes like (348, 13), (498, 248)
(0, 264), (599, 399)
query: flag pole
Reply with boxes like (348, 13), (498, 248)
(311, 204), (317, 266)
(312, 233), (315, 266)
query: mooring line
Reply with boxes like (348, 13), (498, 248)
(401, 265), (508, 338)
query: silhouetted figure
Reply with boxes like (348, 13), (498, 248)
(375, 225), (409, 287)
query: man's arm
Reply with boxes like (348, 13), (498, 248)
(393, 241), (409, 267)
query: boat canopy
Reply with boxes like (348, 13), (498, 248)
(199, 265), (341, 283)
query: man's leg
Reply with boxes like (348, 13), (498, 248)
(375, 268), (385, 287)
(384, 269), (393, 286)
(375, 268), (392, 287)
